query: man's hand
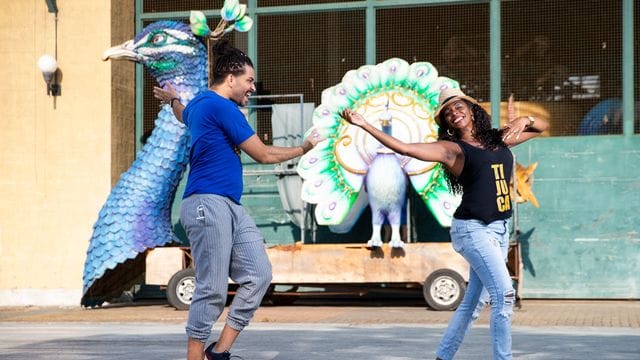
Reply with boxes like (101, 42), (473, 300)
(153, 82), (179, 104)
(153, 82), (184, 122)
(301, 128), (325, 154)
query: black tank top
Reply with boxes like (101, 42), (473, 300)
(453, 141), (514, 224)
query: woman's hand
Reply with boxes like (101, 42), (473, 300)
(341, 109), (367, 127)
(153, 82), (178, 104)
(501, 116), (531, 142)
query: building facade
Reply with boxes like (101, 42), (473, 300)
(0, 0), (637, 305)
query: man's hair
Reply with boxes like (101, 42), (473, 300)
(209, 39), (253, 85)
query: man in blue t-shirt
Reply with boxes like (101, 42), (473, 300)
(154, 40), (323, 360)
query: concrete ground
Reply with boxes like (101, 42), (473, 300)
(1, 299), (639, 359)
(1, 322), (639, 359)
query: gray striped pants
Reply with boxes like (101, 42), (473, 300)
(180, 194), (273, 341)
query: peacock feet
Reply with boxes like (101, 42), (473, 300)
(366, 238), (384, 248)
(389, 238), (405, 249)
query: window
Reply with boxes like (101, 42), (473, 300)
(502, 0), (623, 136)
(377, 4), (490, 103)
(635, 0), (640, 134)
(256, 11), (365, 143)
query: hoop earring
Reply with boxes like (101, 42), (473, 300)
(446, 128), (454, 137)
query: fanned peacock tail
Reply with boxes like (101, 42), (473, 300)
(297, 58), (463, 230)
(82, 20), (208, 305)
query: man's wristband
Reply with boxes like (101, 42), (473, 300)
(301, 141), (313, 154)
(169, 97), (180, 107)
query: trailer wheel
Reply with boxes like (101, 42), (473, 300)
(423, 269), (466, 311)
(167, 268), (195, 310)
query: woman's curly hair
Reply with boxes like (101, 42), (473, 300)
(436, 101), (507, 194)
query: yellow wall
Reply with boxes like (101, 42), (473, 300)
(0, 1), (112, 305)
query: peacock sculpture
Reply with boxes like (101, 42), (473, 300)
(297, 58), (462, 249)
(361, 100), (408, 248)
(82, 2), (252, 306)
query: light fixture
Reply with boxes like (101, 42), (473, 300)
(44, 0), (58, 13)
(37, 54), (61, 96)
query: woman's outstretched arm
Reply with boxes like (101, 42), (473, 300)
(341, 109), (460, 168)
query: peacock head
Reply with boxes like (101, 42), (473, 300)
(102, 20), (207, 85)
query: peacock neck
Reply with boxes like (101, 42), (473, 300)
(156, 64), (208, 105)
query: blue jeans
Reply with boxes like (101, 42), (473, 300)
(473, 228), (510, 320)
(436, 219), (514, 360)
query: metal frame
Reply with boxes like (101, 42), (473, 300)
(241, 93), (305, 177)
(622, 0), (635, 136)
(242, 94), (310, 244)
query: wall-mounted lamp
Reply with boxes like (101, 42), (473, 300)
(37, 54), (61, 96)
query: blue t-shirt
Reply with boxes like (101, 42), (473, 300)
(182, 91), (254, 203)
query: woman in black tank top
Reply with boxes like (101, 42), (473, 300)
(342, 87), (548, 360)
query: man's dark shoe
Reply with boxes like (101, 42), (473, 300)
(205, 342), (243, 360)
(205, 342), (229, 360)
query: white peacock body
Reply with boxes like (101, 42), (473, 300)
(297, 58), (462, 247)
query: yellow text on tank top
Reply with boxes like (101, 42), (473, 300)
(491, 163), (511, 212)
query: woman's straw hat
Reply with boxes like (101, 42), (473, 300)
(434, 87), (479, 125)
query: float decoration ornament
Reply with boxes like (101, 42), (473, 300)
(297, 58), (462, 248)
(82, 3), (251, 307)
(189, 0), (253, 42)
